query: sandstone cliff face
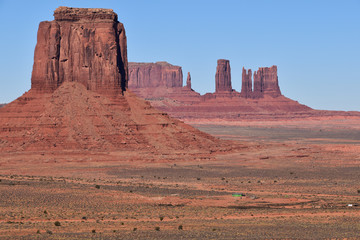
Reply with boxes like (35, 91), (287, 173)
(186, 72), (191, 89)
(128, 62), (183, 88)
(215, 59), (232, 93)
(31, 7), (128, 95)
(253, 66), (281, 98)
(240, 67), (252, 98)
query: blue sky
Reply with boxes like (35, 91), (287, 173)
(0, 0), (359, 111)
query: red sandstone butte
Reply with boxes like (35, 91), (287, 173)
(128, 62), (183, 88)
(0, 7), (226, 153)
(31, 7), (128, 95)
(215, 59), (232, 93)
(253, 65), (281, 98)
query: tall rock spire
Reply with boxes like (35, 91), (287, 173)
(215, 59), (232, 93)
(186, 72), (192, 89)
(241, 67), (252, 98)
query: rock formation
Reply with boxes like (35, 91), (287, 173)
(253, 66), (281, 98)
(31, 7), (128, 95)
(0, 7), (226, 153)
(186, 72), (192, 89)
(240, 67), (252, 98)
(215, 59), (232, 93)
(128, 62), (183, 88)
(0, 104), (5, 108)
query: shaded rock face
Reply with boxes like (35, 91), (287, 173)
(241, 65), (281, 98)
(215, 59), (232, 93)
(240, 67), (252, 98)
(128, 62), (183, 88)
(31, 7), (128, 95)
(186, 72), (191, 89)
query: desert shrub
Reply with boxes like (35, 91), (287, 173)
(54, 221), (61, 226)
(155, 227), (160, 231)
(92, 229), (96, 233)
(95, 185), (100, 189)
(159, 216), (164, 221)
(357, 189), (360, 194)
(133, 228), (137, 231)
(44, 210), (48, 214)
(121, 222), (124, 225)
(36, 230), (40, 234)
(178, 225), (183, 230)
(46, 230), (53, 235)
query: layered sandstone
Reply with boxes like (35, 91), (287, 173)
(240, 67), (252, 98)
(31, 7), (128, 95)
(128, 62), (183, 88)
(253, 65), (281, 98)
(215, 59), (232, 93)
(0, 7), (226, 153)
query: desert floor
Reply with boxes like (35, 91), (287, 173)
(0, 120), (360, 239)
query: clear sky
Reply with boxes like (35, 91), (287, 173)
(0, 0), (359, 111)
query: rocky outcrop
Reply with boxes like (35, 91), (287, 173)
(0, 104), (6, 108)
(186, 72), (191, 89)
(240, 67), (252, 98)
(31, 7), (128, 95)
(128, 62), (183, 88)
(1, 7), (227, 153)
(253, 66), (281, 98)
(241, 65), (281, 99)
(215, 59), (232, 93)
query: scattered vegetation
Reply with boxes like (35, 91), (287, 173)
(178, 225), (183, 230)
(92, 229), (96, 233)
(159, 216), (164, 221)
(155, 227), (160, 231)
(54, 221), (61, 226)
(133, 228), (137, 231)
(95, 185), (100, 189)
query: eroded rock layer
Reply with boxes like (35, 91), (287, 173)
(31, 7), (128, 95)
(215, 59), (232, 93)
(0, 82), (224, 152)
(0, 7), (227, 153)
(128, 62), (183, 88)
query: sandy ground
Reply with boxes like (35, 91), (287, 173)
(0, 121), (360, 239)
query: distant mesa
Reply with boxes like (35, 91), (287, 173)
(0, 7), (225, 153)
(127, 60), (360, 122)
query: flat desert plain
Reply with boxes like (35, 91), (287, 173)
(0, 120), (360, 239)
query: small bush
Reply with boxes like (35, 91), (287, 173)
(121, 222), (124, 225)
(92, 229), (96, 233)
(159, 216), (164, 221)
(95, 185), (100, 189)
(46, 230), (53, 235)
(155, 227), (160, 231)
(44, 210), (48, 214)
(82, 216), (87, 220)
(357, 189), (360, 194)
(54, 221), (61, 226)
(133, 228), (137, 231)
(36, 230), (40, 234)
(178, 225), (183, 230)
